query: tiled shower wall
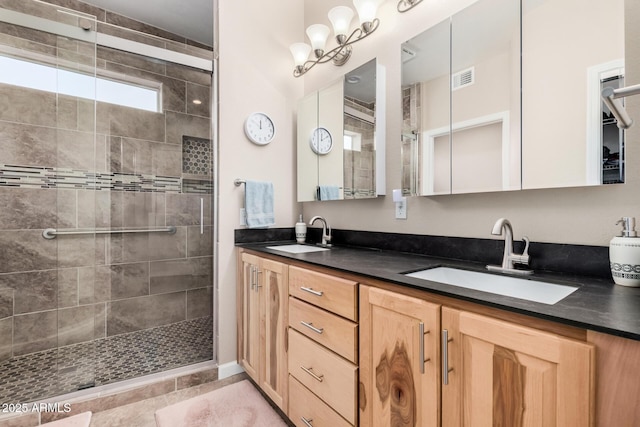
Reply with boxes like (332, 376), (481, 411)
(401, 84), (421, 194)
(0, 0), (214, 365)
(344, 96), (375, 198)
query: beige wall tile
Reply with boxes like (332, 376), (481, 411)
(58, 268), (79, 308)
(187, 287), (212, 319)
(58, 304), (99, 346)
(165, 111), (211, 145)
(150, 257), (212, 294)
(0, 230), (56, 274)
(107, 292), (186, 335)
(108, 262), (150, 300)
(0, 84), (56, 127)
(0, 188), (72, 230)
(0, 286), (12, 319)
(187, 226), (213, 257)
(0, 270), (57, 315)
(0, 316), (12, 361)
(13, 309), (57, 355)
(97, 103), (165, 142)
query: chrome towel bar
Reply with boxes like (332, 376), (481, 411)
(42, 226), (177, 240)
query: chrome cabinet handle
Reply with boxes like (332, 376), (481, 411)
(419, 322), (430, 374)
(300, 286), (323, 297)
(300, 366), (324, 382)
(254, 270), (262, 291)
(442, 329), (453, 385)
(301, 417), (314, 427)
(301, 321), (324, 334)
(249, 266), (255, 290)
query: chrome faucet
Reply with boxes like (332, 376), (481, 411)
(486, 218), (533, 275)
(309, 216), (332, 247)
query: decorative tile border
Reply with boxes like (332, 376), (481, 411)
(0, 164), (214, 194)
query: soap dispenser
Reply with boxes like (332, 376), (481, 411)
(295, 214), (307, 244)
(610, 217), (640, 287)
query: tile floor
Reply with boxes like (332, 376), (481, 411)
(0, 317), (213, 403)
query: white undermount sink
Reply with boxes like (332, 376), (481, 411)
(265, 244), (330, 254)
(404, 267), (578, 305)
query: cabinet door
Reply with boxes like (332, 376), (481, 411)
(239, 253), (261, 382)
(259, 258), (288, 410)
(359, 285), (441, 427)
(441, 308), (595, 427)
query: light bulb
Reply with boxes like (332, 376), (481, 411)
(289, 43), (311, 67)
(328, 6), (354, 38)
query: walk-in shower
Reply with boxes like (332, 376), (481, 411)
(0, 0), (215, 403)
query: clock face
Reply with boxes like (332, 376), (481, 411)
(244, 112), (275, 145)
(310, 127), (333, 155)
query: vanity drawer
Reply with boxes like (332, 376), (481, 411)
(289, 266), (357, 321)
(288, 329), (357, 425)
(288, 375), (352, 427)
(289, 297), (358, 363)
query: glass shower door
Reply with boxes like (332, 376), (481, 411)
(0, 2), (99, 401)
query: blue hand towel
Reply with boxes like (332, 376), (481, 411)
(318, 185), (340, 201)
(245, 180), (275, 228)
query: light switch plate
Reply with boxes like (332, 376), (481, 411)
(395, 200), (407, 219)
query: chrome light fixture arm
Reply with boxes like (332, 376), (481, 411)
(293, 19), (380, 78)
(397, 0), (424, 13)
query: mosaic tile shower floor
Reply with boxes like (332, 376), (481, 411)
(0, 317), (213, 403)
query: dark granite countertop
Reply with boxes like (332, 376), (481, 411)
(238, 241), (640, 341)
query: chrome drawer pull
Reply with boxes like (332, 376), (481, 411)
(419, 322), (431, 373)
(301, 321), (324, 334)
(442, 329), (453, 385)
(300, 286), (323, 297)
(301, 417), (314, 427)
(300, 366), (324, 382)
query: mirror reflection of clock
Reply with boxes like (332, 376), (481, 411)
(310, 127), (333, 155)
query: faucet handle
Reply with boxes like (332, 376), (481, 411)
(514, 236), (531, 266)
(522, 236), (530, 257)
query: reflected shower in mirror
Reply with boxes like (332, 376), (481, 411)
(297, 58), (385, 202)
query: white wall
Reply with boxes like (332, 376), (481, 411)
(216, 0), (640, 366)
(217, 0), (303, 365)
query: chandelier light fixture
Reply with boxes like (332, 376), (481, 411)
(397, 0), (423, 13)
(290, 0), (382, 78)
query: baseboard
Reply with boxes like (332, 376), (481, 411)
(218, 361), (245, 379)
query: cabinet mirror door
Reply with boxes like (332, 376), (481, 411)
(402, 0), (520, 196)
(297, 59), (385, 202)
(521, 0), (626, 189)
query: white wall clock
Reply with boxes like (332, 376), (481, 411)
(244, 112), (275, 145)
(310, 127), (333, 155)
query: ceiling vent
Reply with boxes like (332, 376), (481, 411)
(452, 66), (475, 90)
(401, 46), (417, 63)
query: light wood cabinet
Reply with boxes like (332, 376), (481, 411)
(441, 307), (595, 427)
(288, 266), (359, 426)
(360, 285), (595, 427)
(239, 251), (599, 427)
(359, 285), (442, 427)
(238, 252), (288, 410)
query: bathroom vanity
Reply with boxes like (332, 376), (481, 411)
(236, 241), (640, 426)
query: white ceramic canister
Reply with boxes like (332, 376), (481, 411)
(295, 214), (307, 244)
(610, 217), (640, 287)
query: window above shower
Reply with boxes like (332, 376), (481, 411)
(0, 54), (162, 112)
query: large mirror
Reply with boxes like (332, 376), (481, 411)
(402, 0), (626, 195)
(521, 0), (625, 189)
(297, 59), (385, 202)
(402, 0), (520, 196)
